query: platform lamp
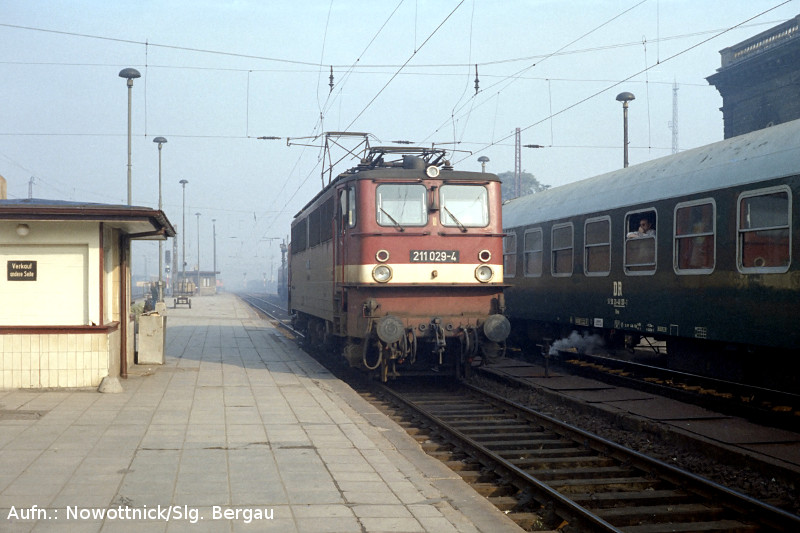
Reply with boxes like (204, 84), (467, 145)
(153, 137), (167, 304)
(616, 91), (635, 168)
(180, 179), (188, 292)
(478, 156), (489, 173)
(195, 212), (201, 292)
(212, 219), (217, 293)
(119, 68), (141, 205)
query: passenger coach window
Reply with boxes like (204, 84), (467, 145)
(624, 210), (656, 274)
(523, 228), (543, 277)
(675, 201), (715, 273)
(738, 187), (790, 272)
(376, 184), (427, 227)
(551, 224), (573, 276)
(503, 233), (517, 277)
(584, 218), (610, 276)
(440, 185), (489, 227)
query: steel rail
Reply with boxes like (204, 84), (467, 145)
(377, 382), (624, 532)
(238, 293), (301, 338)
(462, 381), (800, 531)
(378, 380), (800, 532)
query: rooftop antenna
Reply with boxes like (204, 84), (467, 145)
(670, 80), (679, 154)
(514, 128), (521, 197)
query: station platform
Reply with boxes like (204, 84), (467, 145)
(480, 357), (800, 479)
(0, 293), (523, 533)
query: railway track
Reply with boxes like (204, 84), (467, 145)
(238, 292), (297, 333)
(371, 380), (800, 533)
(541, 349), (800, 433)
(238, 294), (800, 531)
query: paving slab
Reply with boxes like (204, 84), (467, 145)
(0, 293), (522, 532)
(481, 359), (800, 477)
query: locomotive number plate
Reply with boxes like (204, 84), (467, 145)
(410, 250), (460, 263)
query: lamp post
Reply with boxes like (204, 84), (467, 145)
(119, 68), (141, 205)
(153, 137), (167, 305)
(212, 219), (217, 294)
(195, 212), (201, 292)
(478, 156), (489, 173)
(179, 179), (188, 292)
(616, 92), (635, 168)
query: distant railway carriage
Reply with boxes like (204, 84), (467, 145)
(289, 147), (510, 381)
(503, 119), (800, 385)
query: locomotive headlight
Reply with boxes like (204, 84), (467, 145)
(372, 264), (393, 283)
(474, 265), (494, 283)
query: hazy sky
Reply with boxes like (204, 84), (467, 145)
(1, 1), (797, 289)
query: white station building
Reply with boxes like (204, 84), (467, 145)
(0, 190), (175, 391)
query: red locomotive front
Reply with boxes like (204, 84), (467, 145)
(290, 148), (509, 380)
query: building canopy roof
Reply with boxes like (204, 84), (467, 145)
(0, 199), (176, 240)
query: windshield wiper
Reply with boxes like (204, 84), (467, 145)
(443, 206), (467, 232)
(379, 208), (405, 232)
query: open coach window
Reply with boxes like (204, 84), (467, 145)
(376, 184), (427, 227)
(440, 185), (489, 227)
(738, 187), (790, 272)
(624, 210), (656, 274)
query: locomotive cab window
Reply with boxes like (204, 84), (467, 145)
(584, 217), (611, 276)
(376, 184), (427, 227)
(503, 233), (517, 278)
(674, 200), (715, 274)
(624, 210), (656, 274)
(551, 223), (573, 277)
(737, 186), (791, 273)
(523, 228), (543, 277)
(339, 186), (356, 231)
(440, 185), (489, 228)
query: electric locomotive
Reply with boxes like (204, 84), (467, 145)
(502, 118), (800, 386)
(289, 147), (510, 381)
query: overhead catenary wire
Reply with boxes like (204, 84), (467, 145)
(422, 0), (650, 145)
(259, 0), (467, 237)
(454, 0), (793, 166)
(1, 3), (792, 223)
(1, 20), (787, 71)
(342, 0), (465, 132)
(259, 0), (409, 234)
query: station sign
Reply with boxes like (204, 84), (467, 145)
(7, 260), (37, 281)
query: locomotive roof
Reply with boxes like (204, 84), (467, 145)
(293, 160), (499, 220)
(503, 118), (800, 229)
